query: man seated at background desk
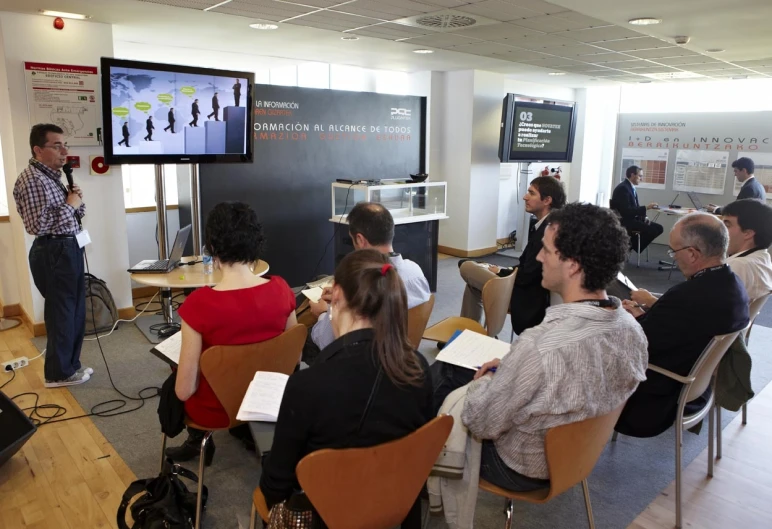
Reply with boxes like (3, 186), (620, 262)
(707, 157), (766, 214)
(610, 165), (663, 254)
(307, 202), (431, 356)
(435, 203), (648, 491)
(616, 213), (749, 438)
(457, 176), (565, 338)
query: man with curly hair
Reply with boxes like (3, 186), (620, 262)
(432, 203), (649, 492)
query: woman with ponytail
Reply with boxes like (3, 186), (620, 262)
(260, 249), (433, 528)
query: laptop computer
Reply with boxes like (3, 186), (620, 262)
(128, 225), (192, 273)
(687, 192), (707, 211)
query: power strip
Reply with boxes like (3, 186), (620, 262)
(2, 356), (29, 372)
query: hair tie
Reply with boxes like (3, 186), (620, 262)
(380, 263), (393, 276)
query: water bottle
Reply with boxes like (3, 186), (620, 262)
(202, 247), (213, 275)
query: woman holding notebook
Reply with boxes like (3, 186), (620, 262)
(164, 202), (297, 464)
(260, 249), (433, 528)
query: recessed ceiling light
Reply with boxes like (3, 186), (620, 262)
(628, 17), (662, 25)
(249, 23), (279, 30)
(38, 9), (90, 19)
(732, 75), (749, 80)
(413, 49), (434, 54)
(639, 80), (653, 83)
(341, 35), (359, 41)
(706, 48), (725, 53)
(548, 72), (566, 76)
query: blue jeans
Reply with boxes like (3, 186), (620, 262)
(29, 237), (85, 381)
(480, 440), (550, 492)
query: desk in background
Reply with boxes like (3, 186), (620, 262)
(131, 256), (269, 343)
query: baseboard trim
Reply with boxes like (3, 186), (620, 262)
(19, 306), (137, 337)
(2, 303), (21, 318)
(437, 245), (498, 258)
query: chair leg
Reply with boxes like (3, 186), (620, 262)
(637, 234), (641, 268)
(708, 403), (714, 477)
(668, 264), (674, 281)
(160, 432), (168, 473)
(675, 424), (683, 529)
(250, 503), (257, 529)
(742, 403), (747, 425)
(611, 431), (619, 442)
(581, 479), (596, 529)
(716, 406), (722, 460)
(504, 499), (514, 529)
(195, 431), (213, 529)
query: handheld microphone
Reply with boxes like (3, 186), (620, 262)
(63, 163), (74, 192)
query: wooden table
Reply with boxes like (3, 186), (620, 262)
(131, 256), (269, 343)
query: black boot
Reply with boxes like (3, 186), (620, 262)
(166, 428), (215, 466)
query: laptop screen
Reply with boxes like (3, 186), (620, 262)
(169, 225), (192, 263)
(687, 192), (704, 210)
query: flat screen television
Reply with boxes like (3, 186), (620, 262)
(101, 58), (254, 165)
(498, 94), (577, 163)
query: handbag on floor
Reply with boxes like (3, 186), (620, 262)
(117, 458), (207, 529)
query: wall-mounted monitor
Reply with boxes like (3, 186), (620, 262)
(498, 94), (577, 163)
(101, 58), (254, 165)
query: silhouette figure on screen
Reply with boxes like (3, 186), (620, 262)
(164, 108), (176, 133)
(207, 93), (220, 121)
(144, 116), (154, 141)
(118, 121), (130, 147)
(189, 99), (200, 127)
(233, 79), (242, 107)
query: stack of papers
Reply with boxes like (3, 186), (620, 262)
(435, 330), (511, 371)
(301, 286), (324, 303)
(236, 371), (290, 422)
(150, 331), (182, 366)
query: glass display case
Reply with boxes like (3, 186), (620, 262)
(331, 181), (447, 224)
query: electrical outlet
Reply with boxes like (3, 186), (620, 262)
(2, 356), (29, 372)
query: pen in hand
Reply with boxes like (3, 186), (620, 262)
(475, 366), (497, 373)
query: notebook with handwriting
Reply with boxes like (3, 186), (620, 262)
(150, 331), (182, 366)
(434, 330), (511, 371)
(236, 371), (289, 422)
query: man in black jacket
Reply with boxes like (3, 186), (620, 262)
(616, 213), (749, 437)
(233, 79), (242, 107)
(189, 99), (200, 127)
(708, 157), (766, 214)
(163, 108), (175, 133)
(143, 116), (154, 141)
(207, 93), (220, 121)
(458, 175), (566, 336)
(610, 165), (663, 253)
(117, 121), (130, 147)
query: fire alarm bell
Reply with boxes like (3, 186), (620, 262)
(53, 17), (65, 30)
(66, 156), (81, 168)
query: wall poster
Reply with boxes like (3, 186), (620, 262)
(621, 148), (668, 190)
(673, 150), (729, 195)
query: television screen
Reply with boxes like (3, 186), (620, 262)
(101, 58), (254, 165)
(499, 94), (577, 163)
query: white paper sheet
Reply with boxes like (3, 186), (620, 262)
(236, 371), (290, 422)
(151, 331), (182, 365)
(434, 330), (511, 371)
(301, 286), (324, 303)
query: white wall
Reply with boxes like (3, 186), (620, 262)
(0, 12), (133, 322)
(0, 222), (19, 305)
(620, 79), (772, 113)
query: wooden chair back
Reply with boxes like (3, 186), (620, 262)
(541, 402), (626, 501)
(296, 415), (453, 529)
(407, 295), (435, 349)
(199, 324), (307, 428)
(482, 270), (517, 338)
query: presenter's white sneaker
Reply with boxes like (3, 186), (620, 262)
(77, 366), (94, 377)
(45, 371), (90, 388)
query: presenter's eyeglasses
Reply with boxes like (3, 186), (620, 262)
(43, 142), (69, 151)
(667, 246), (696, 258)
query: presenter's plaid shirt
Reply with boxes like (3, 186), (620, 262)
(13, 158), (86, 236)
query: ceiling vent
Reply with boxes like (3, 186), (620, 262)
(393, 9), (501, 32)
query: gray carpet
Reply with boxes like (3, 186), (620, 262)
(31, 253), (772, 529)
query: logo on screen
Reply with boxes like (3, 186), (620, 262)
(391, 108), (411, 120)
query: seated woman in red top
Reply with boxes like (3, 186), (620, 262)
(165, 202), (297, 465)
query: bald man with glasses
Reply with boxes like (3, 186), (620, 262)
(13, 123), (92, 388)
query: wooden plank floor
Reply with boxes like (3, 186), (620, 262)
(1, 318), (771, 528)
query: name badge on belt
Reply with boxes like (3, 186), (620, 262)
(76, 229), (91, 248)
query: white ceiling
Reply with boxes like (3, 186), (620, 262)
(2, 0), (772, 86)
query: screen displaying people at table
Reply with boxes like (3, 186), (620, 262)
(106, 64), (248, 158)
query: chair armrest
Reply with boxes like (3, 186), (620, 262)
(647, 363), (696, 385)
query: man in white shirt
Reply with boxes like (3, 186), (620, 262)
(308, 202), (431, 354)
(434, 203), (648, 491)
(722, 199), (772, 300)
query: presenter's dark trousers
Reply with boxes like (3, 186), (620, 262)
(623, 219), (664, 253)
(235, 94), (240, 107)
(190, 115), (198, 127)
(207, 109), (219, 121)
(29, 236), (85, 382)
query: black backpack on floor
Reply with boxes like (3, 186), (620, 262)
(85, 273), (119, 335)
(117, 458), (207, 529)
